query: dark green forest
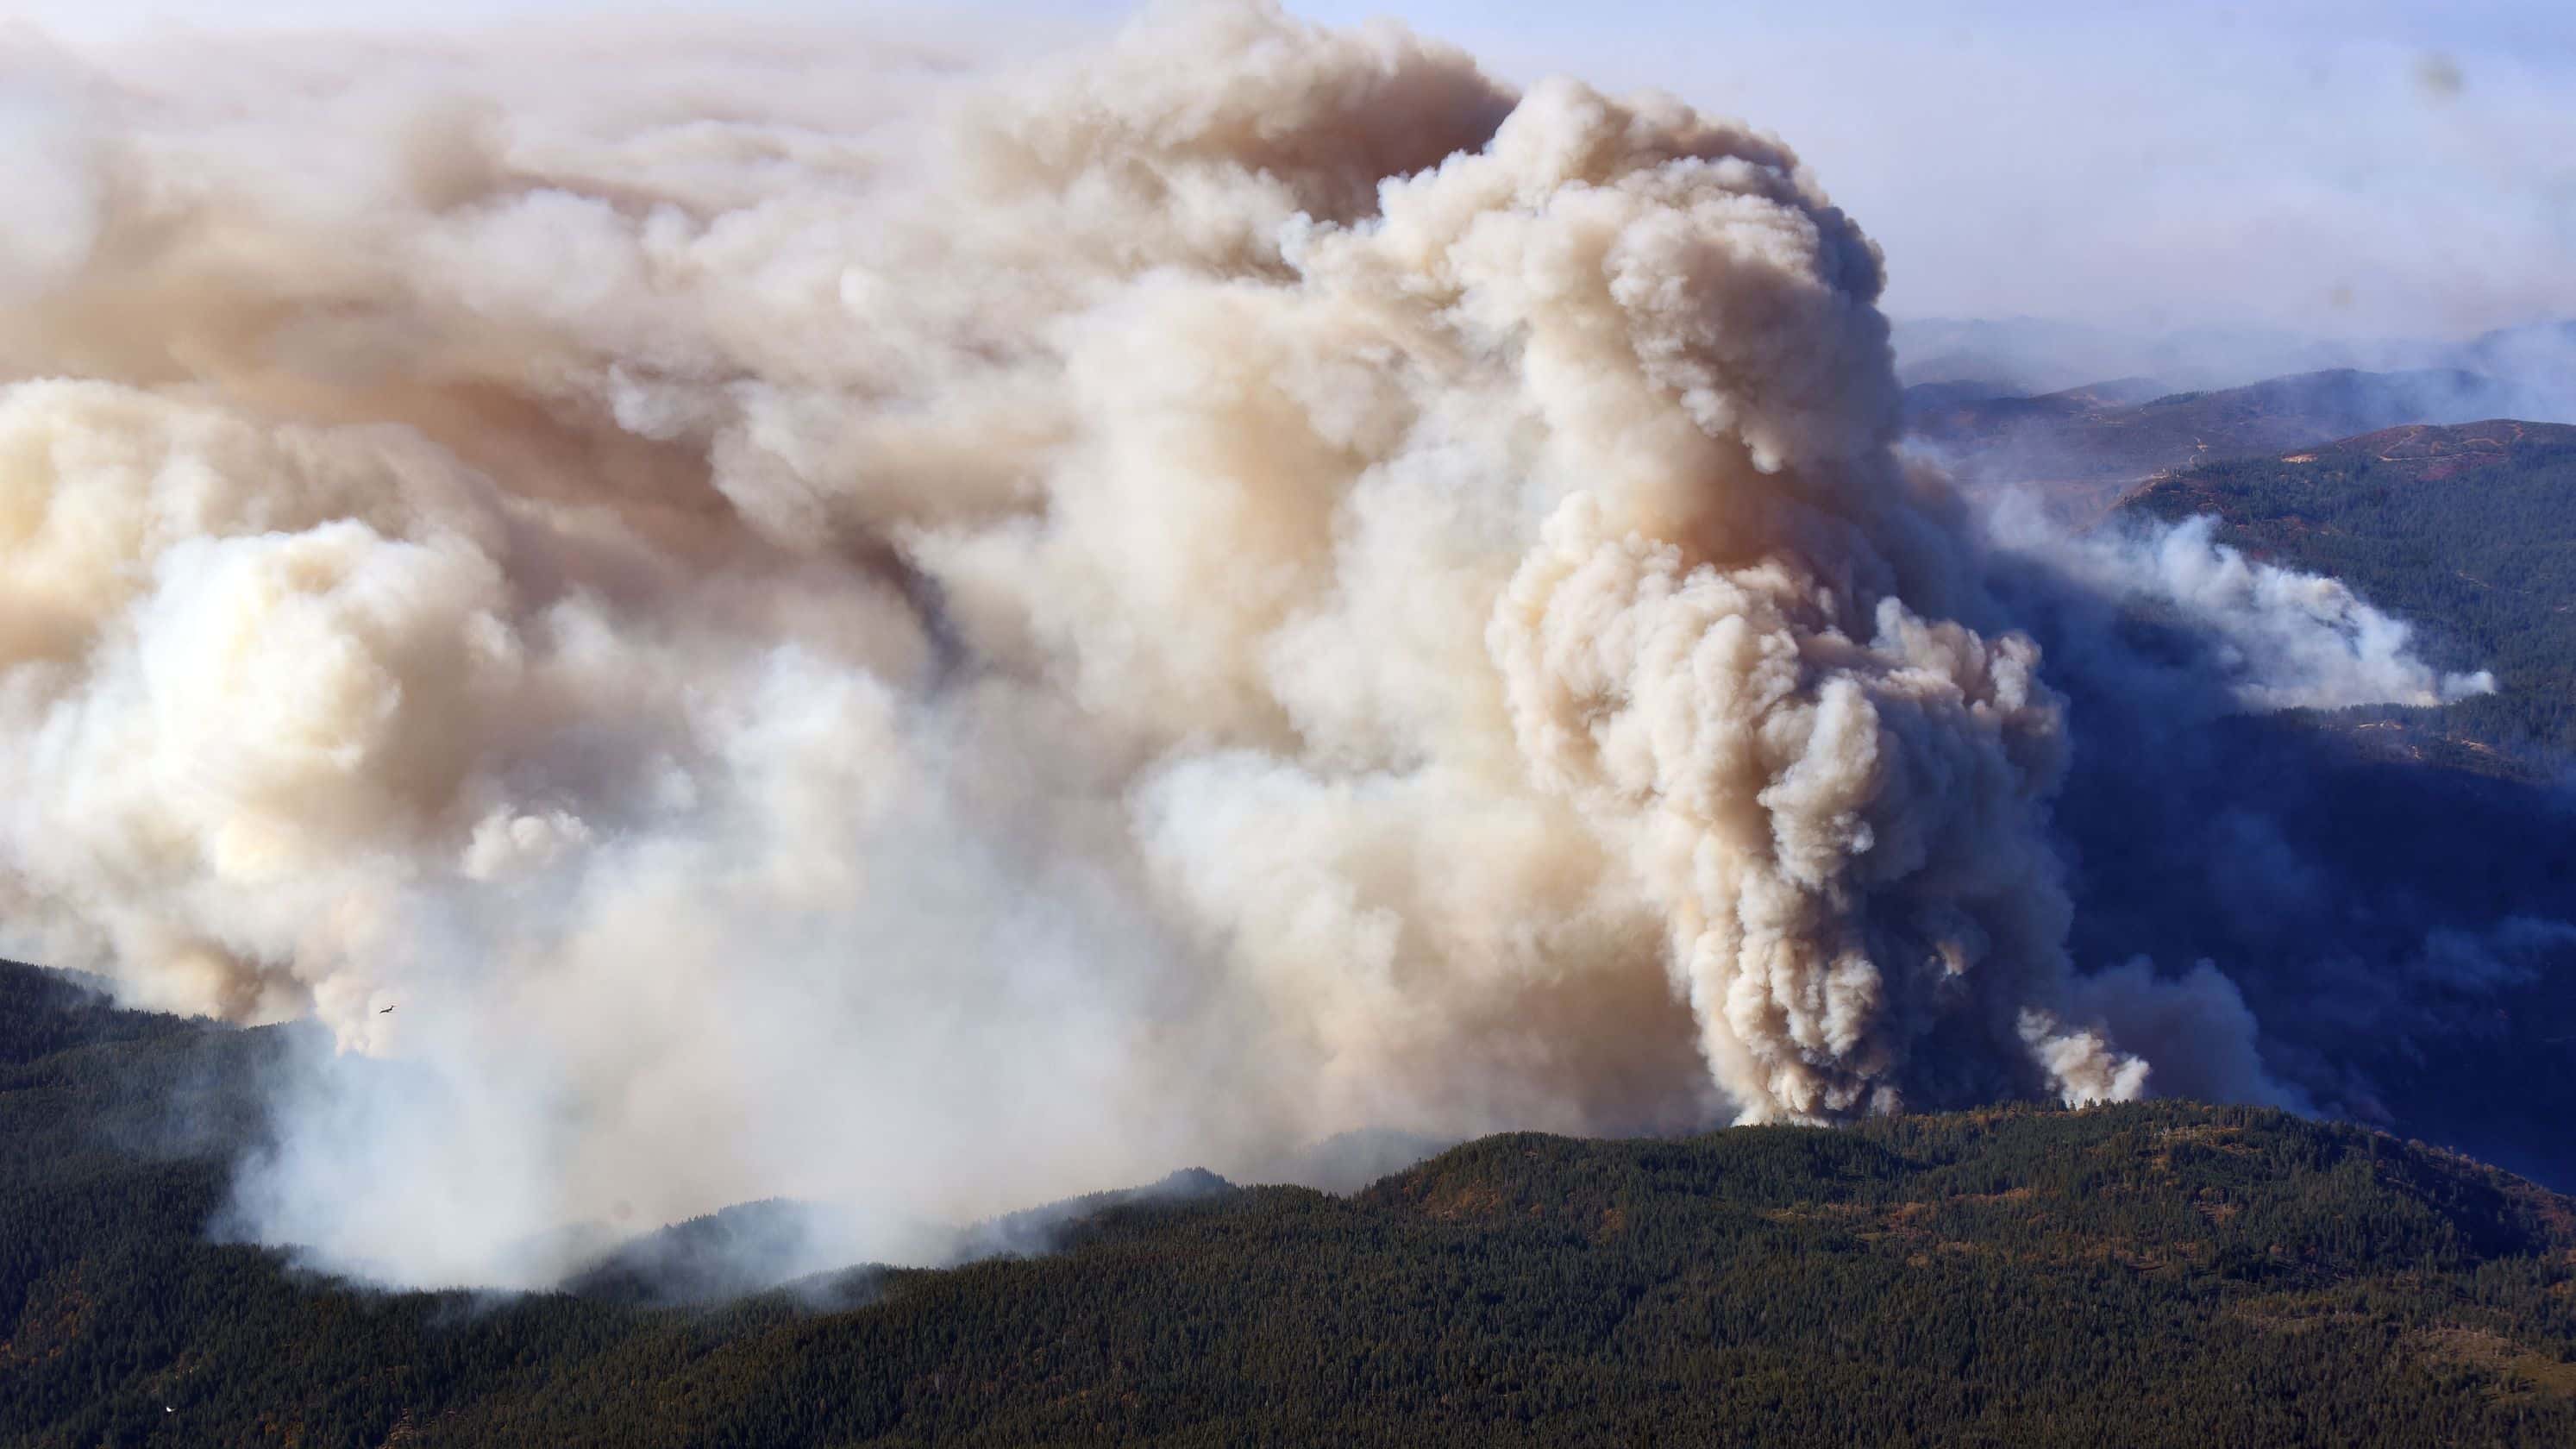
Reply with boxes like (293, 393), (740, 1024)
(2122, 420), (2576, 764)
(8, 960), (2576, 1446)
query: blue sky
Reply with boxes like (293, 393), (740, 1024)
(12, 0), (2575, 339)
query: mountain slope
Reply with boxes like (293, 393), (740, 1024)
(2120, 420), (2576, 759)
(9, 961), (2576, 1446)
(1909, 367), (2520, 519)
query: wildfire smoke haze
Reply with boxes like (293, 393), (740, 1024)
(0, 3), (2499, 1287)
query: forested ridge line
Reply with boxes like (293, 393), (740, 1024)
(7, 959), (2576, 1446)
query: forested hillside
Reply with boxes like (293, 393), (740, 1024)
(2122, 420), (2576, 761)
(8, 960), (2576, 1446)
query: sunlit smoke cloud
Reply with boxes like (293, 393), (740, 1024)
(0, 1), (2485, 1289)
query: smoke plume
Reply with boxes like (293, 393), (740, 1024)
(0, 3), (2488, 1287)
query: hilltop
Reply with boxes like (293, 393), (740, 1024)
(9, 961), (2576, 1446)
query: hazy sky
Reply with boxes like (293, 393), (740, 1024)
(12, 0), (2574, 339)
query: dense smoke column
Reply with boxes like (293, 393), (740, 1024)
(1236, 75), (2136, 1120)
(0, 2), (2412, 1285)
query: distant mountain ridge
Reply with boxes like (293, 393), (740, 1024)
(1889, 316), (2392, 395)
(1907, 367), (2526, 520)
(1892, 316), (2576, 408)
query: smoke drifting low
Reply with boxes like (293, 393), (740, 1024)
(0, 4), (2504, 1288)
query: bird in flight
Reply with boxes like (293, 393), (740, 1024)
(379, 1005), (397, 1014)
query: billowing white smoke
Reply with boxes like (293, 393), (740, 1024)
(1990, 502), (2495, 711)
(0, 3), (2446, 1286)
